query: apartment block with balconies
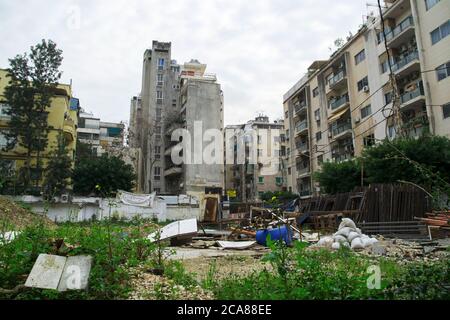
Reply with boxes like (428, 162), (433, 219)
(282, 0), (449, 196)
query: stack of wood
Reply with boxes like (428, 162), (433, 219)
(416, 211), (450, 239)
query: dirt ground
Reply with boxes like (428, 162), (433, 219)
(0, 196), (55, 230)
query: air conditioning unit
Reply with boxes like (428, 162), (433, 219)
(355, 117), (361, 124)
(328, 132), (333, 139)
(363, 86), (370, 93)
(315, 115), (321, 121)
(60, 193), (71, 204)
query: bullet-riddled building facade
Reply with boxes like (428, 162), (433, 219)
(283, 0), (450, 197)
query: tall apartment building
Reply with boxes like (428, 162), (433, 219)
(130, 41), (224, 195)
(283, 0), (450, 197)
(224, 116), (287, 201)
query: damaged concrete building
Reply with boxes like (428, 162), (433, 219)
(129, 41), (224, 197)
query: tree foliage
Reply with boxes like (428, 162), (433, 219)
(3, 39), (63, 191)
(315, 136), (450, 196)
(42, 132), (73, 200)
(73, 154), (136, 197)
(314, 160), (362, 194)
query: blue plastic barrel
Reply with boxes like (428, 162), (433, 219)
(256, 226), (293, 246)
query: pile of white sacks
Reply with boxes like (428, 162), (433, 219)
(316, 218), (379, 250)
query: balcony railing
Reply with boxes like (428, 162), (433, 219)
(295, 120), (308, 133)
(300, 190), (312, 197)
(391, 51), (419, 73)
(296, 142), (309, 152)
(332, 121), (352, 137)
(333, 153), (353, 163)
(294, 101), (307, 114)
(328, 69), (346, 87)
(297, 166), (310, 176)
(329, 94), (349, 110)
(400, 83), (424, 104)
(385, 16), (414, 42)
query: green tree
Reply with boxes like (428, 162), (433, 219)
(314, 160), (362, 194)
(3, 39), (63, 193)
(73, 154), (136, 196)
(362, 136), (450, 195)
(42, 132), (73, 200)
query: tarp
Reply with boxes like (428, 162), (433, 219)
(328, 107), (349, 123)
(216, 241), (256, 250)
(117, 190), (155, 207)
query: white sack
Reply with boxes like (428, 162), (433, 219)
(351, 237), (365, 250)
(338, 218), (357, 231)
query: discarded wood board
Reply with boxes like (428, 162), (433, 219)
(25, 254), (92, 292)
(147, 218), (198, 243)
(217, 241), (257, 250)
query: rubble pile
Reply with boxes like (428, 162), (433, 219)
(315, 218), (379, 250)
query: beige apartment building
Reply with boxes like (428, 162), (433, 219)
(224, 116), (287, 201)
(283, 0), (450, 197)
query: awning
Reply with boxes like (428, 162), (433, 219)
(328, 107), (349, 123)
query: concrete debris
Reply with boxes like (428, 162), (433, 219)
(0, 231), (21, 245)
(25, 254), (92, 291)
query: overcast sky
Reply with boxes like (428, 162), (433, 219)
(0, 0), (370, 125)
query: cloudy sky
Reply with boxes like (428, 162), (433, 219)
(0, 0), (370, 125)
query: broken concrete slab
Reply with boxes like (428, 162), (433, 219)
(148, 218), (198, 242)
(25, 254), (67, 290)
(216, 241), (257, 250)
(57, 256), (93, 292)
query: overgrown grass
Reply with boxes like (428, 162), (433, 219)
(0, 219), (163, 300)
(208, 241), (449, 300)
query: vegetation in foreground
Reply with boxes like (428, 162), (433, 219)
(0, 217), (449, 300)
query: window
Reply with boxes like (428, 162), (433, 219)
(0, 103), (11, 119)
(276, 177), (283, 185)
(425, 0), (440, 11)
(443, 103), (450, 119)
(385, 92), (393, 104)
(157, 91), (163, 103)
(364, 134), (375, 147)
(257, 149), (263, 157)
(257, 135), (262, 144)
(156, 108), (162, 121)
(361, 105), (372, 119)
(357, 76), (369, 91)
(154, 167), (161, 181)
(258, 177), (264, 184)
(288, 167), (291, 175)
(436, 62), (450, 81)
(154, 146), (161, 155)
(285, 111), (289, 118)
(0, 131), (8, 149)
(431, 20), (450, 45)
(318, 155), (324, 165)
(355, 49), (366, 65)
(154, 188), (161, 194)
(316, 131), (322, 141)
(158, 58), (165, 70)
(314, 109), (321, 122)
(388, 125), (396, 139)
(157, 74), (164, 85)
(312, 87), (319, 97)
(0, 159), (15, 177)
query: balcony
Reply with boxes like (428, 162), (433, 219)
(392, 51), (420, 77)
(297, 166), (311, 177)
(327, 69), (347, 91)
(295, 120), (309, 135)
(400, 82), (425, 109)
(331, 120), (352, 140)
(332, 152), (353, 163)
(385, 16), (415, 48)
(296, 142), (309, 153)
(294, 101), (307, 115)
(63, 119), (76, 142)
(299, 190), (312, 198)
(329, 94), (350, 113)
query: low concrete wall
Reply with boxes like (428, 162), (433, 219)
(10, 195), (203, 223)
